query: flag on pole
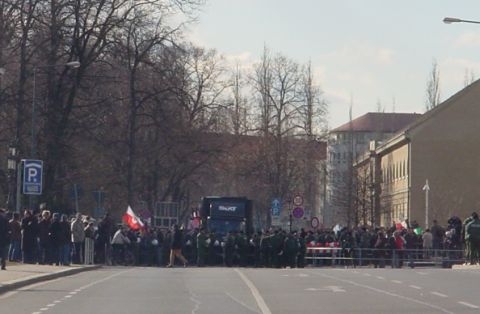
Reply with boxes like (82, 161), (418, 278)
(122, 206), (144, 230)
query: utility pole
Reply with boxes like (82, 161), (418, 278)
(422, 179), (430, 229)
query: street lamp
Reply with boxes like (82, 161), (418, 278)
(6, 141), (19, 211)
(443, 17), (480, 25)
(31, 61), (80, 158)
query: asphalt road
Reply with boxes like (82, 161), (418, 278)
(1, 266), (479, 314)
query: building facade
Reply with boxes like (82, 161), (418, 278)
(325, 112), (421, 227)
(357, 80), (480, 229)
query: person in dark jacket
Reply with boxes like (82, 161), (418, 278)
(21, 210), (38, 264)
(38, 210), (52, 264)
(49, 213), (62, 265)
(0, 208), (10, 270)
(60, 215), (72, 265)
(166, 224), (188, 267)
(8, 212), (22, 262)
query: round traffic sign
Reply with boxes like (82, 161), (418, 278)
(311, 217), (319, 229)
(293, 194), (303, 207)
(292, 207), (304, 219)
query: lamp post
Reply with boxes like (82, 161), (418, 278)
(6, 141), (19, 212)
(423, 180), (430, 230)
(443, 17), (480, 24)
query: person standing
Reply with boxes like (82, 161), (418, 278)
(167, 224), (188, 267)
(0, 208), (10, 270)
(422, 229), (433, 259)
(60, 214), (72, 265)
(84, 221), (95, 265)
(196, 228), (208, 267)
(391, 231), (405, 268)
(283, 232), (298, 268)
(37, 210), (51, 264)
(465, 212), (480, 265)
(430, 220), (444, 254)
(71, 213), (85, 264)
(8, 213), (22, 262)
(49, 213), (62, 265)
(404, 228), (417, 268)
(111, 227), (131, 265)
(21, 210), (38, 264)
(462, 214), (475, 265)
(95, 213), (114, 264)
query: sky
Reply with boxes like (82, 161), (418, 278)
(185, 0), (480, 129)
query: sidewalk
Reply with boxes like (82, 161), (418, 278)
(0, 262), (101, 294)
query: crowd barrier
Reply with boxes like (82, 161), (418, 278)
(84, 238), (95, 265)
(306, 244), (465, 268)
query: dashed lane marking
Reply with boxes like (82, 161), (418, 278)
(235, 269), (272, 314)
(409, 285), (422, 290)
(458, 301), (479, 309)
(314, 272), (455, 314)
(431, 292), (448, 298)
(391, 280), (402, 284)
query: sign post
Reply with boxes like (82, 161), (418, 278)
(22, 159), (43, 195)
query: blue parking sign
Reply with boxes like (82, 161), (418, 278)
(271, 198), (281, 217)
(23, 159), (43, 195)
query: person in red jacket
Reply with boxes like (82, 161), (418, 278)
(391, 230), (405, 268)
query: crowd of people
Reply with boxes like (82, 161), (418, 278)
(0, 208), (95, 270)
(1, 208), (480, 270)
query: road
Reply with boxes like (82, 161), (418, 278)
(1, 266), (479, 314)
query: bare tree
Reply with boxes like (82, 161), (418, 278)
(463, 68), (476, 87)
(425, 59), (441, 111)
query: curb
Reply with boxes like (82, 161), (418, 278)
(0, 265), (102, 295)
(452, 264), (480, 270)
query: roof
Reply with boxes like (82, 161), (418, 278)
(374, 78), (480, 155)
(330, 112), (422, 133)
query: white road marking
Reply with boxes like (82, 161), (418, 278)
(458, 301), (479, 309)
(305, 286), (345, 292)
(235, 269), (272, 314)
(363, 273), (371, 277)
(430, 292), (448, 298)
(46, 303), (56, 307)
(391, 280), (402, 284)
(314, 272), (455, 314)
(376, 276), (385, 280)
(65, 295), (72, 298)
(188, 288), (202, 314)
(225, 292), (261, 314)
(409, 285), (422, 290)
(39, 308), (49, 311)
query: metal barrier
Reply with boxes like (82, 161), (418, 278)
(84, 238), (95, 265)
(306, 247), (465, 268)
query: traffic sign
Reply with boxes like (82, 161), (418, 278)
(293, 194), (303, 207)
(311, 217), (320, 229)
(271, 198), (281, 216)
(23, 159), (43, 195)
(292, 207), (304, 219)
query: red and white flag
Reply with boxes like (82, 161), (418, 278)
(122, 206), (144, 230)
